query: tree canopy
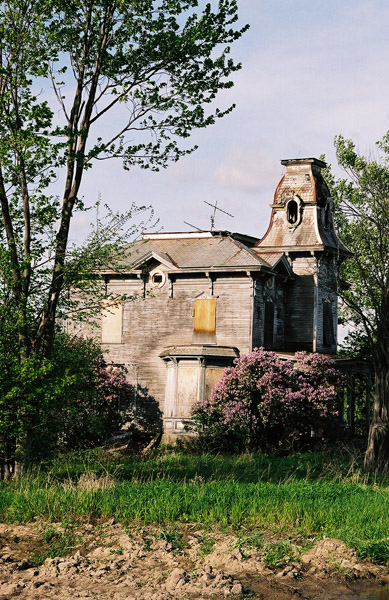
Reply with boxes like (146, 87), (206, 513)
(0, 0), (247, 473)
(326, 134), (389, 474)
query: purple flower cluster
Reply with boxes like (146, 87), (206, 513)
(190, 348), (344, 450)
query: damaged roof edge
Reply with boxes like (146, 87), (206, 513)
(142, 230), (260, 246)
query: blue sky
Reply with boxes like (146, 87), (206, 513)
(70, 0), (389, 242)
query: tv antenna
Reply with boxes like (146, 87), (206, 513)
(204, 200), (234, 231)
(183, 221), (203, 232)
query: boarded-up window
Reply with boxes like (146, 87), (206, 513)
(205, 367), (224, 400)
(323, 302), (335, 346)
(264, 301), (274, 348)
(176, 364), (199, 418)
(193, 298), (216, 344)
(101, 301), (123, 344)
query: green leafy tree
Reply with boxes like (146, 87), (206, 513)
(0, 333), (151, 479)
(0, 0), (247, 474)
(325, 134), (389, 474)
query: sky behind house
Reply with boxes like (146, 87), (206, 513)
(70, 0), (389, 242)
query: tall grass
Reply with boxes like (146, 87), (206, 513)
(42, 446), (383, 485)
(0, 449), (388, 563)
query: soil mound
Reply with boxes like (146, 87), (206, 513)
(0, 523), (387, 599)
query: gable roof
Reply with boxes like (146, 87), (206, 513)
(130, 250), (178, 270)
(121, 231), (293, 276)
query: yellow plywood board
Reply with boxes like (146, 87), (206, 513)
(177, 366), (199, 417)
(101, 301), (123, 344)
(205, 367), (224, 400)
(193, 298), (216, 334)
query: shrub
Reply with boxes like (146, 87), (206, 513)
(189, 348), (343, 451)
(0, 333), (138, 468)
(51, 334), (137, 451)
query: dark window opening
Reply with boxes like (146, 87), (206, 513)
(323, 302), (335, 346)
(324, 204), (331, 229)
(264, 301), (274, 348)
(287, 200), (298, 224)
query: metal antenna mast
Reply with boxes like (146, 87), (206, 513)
(183, 220), (203, 232)
(204, 200), (234, 231)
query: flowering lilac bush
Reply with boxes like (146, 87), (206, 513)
(189, 348), (343, 451)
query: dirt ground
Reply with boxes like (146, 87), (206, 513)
(0, 522), (388, 600)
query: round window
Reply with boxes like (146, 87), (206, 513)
(151, 270), (166, 288)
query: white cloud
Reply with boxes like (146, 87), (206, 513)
(213, 149), (280, 194)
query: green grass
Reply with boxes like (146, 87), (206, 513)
(263, 540), (296, 568)
(29, 524), (80, 566)
(43, 446), (379, 485)
(0, 448), (388, 564)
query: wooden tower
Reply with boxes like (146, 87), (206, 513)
(256, 158), (349, 353)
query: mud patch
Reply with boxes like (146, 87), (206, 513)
(0, 523), (387, 600)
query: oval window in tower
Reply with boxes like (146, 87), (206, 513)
(287, 199), (299, 225)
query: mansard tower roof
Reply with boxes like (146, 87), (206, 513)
(256, 157), (350, 256)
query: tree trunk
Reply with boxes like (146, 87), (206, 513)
(364, 364), (389, 474)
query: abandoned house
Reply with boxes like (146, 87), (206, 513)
(72, 157), (351, 441)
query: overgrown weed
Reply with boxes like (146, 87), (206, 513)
(263, 540), (296, 568)
(62, 471), (116, 491)
(159, 526), (185, 552)
(197, 533), (215, 556)
(29, 524), (80, 567)
(235, 529), (264, 552)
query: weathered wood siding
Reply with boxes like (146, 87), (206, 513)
(252, 276), (285, 350)
(252, 279), (263, 349)
(82, 271), (254, 414)
(315, 255), (338, 353)
(212, 275), (252, 354)
(284, 254), (316, 351)
(282, 253), (338, 353)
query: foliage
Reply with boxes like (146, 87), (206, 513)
(0, 333), (142, 469)
(51, 334), (139, 451)
(339, 329), (373, 361)
(0, 0), (246, 472)
(324, 134), (389, 474)
(0, 0), (247, 353)
(188, 348), (342, 451)
(324, 135), (389, 359)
